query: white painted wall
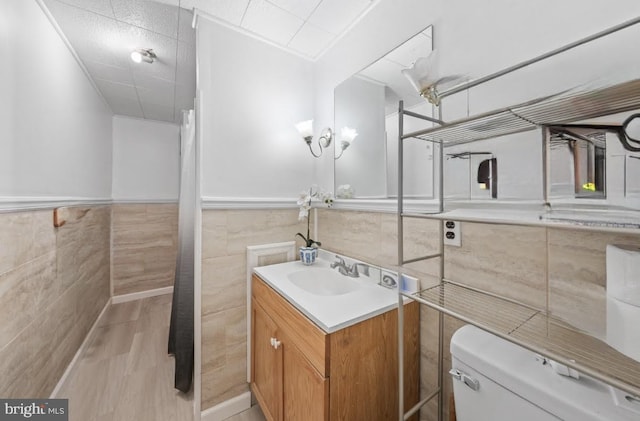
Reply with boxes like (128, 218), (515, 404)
(0, 0), (113, 199)
(315, 0), (640, 202)
(437, 0), (640, 120)
(196, 17), (316, 199)
(112, 116), (180, 201)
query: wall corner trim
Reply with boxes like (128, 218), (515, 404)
(34, 0), (112, 112)
(111, 286), (174, 304)
(50, 297), (112, 398)
(0, 197), (112, 213)
(200, 391), (251, 421)
(111, 199), (179, 205)
(201, 197), (298, 210)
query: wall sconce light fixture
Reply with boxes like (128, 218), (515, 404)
(335, 127), (358, 159)
(130, 48), (156, 64)
(295, 120), (333, 158)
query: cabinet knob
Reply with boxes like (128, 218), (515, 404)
(270, 337), (281, 349)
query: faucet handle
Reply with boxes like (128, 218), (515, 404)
(330, 255), (345, 268)
(358, 264), (370, 277)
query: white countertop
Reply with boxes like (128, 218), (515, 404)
(253, 251), (406, 333)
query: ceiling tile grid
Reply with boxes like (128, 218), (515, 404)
(287, 22), (333, 58)
(306, 0), (371, 36)
(189, 0), (375, 60)
(241, 0), (304, 46)
(268, 0), (322, 20)
(110, 0), (180, 39)
(181, 0), (249, 26)
(43, 0), (376, 124)
(43, 0), (196, 124)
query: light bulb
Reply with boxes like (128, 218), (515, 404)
(295, 120), (314, 139)
(130, 48), (155, 64)
(130, 51), (143, 63)
(340, 127), (358, 145)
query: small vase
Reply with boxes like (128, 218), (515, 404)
(299, 247), (318, 265)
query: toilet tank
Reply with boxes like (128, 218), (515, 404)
(450, 325), (640, 421)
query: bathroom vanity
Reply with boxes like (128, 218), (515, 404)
(250, 258), (419, 421)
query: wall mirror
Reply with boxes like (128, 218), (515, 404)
(548, 127), (606, 199)
(334, 26), (435, 200)
(441, 130), (544, 202)
(546, 113), (640, 209)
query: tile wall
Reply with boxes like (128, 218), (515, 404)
(200, 208), (306, 410)
(0, 206), (111, 398)
(111, 204), (179, 296)
(316, 209), (640, 421)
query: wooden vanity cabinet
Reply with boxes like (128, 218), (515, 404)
(251, 274), (419, 421)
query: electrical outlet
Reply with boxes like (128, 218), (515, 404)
(444, 220), (461, 247)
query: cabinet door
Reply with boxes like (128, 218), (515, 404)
(282, 334), (329, 421)
(252, 303), (282, 421)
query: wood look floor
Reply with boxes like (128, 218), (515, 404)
(56, 294), (193, 421)
(225, 406), (266, 421)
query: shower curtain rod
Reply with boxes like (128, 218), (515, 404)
(437, 15), (640, 101)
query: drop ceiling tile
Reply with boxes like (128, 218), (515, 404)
(119, 22), (178, 81)
(107, 97), (145, 118)
(266, 0), (322, 20)
(52, 0), (115, 18)
(307, 0), (372, 35)
(288, 23), (333, 58)
(180, 0), (249, 26)
(44, 0), (128, 68)
(175, 41), (196, 85)
(241, 0), (304, 46)
(95, 78), (139, 100)
(84, 60), (134, 85)
(133, 73), (174, 92)
(110, 0), (180, 39)
(384, 32), (432, 68)
(177, 8), (196, 45)
(136, 82), (176, 106)
(94, 78), (144, 117)
(140, 101), (176, 122)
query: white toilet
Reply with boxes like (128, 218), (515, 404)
(450, 325), (640, 421)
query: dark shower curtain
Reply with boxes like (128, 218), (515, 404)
(169, 109), (195, 393)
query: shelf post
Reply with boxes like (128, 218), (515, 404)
(397, 100), (405, 421)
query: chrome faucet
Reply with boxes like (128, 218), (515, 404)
(330, 256), (350, 276)
(350, 263), (370, 277)
(330, 255), (369, 278)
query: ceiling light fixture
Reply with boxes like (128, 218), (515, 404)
(130, 48), (156, 64)
(402, 50), (463, 106)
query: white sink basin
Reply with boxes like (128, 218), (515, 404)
(288, 268), (360, 296)
(254, 250), (409, 333)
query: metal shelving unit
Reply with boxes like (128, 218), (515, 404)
(404, 77), (640, 147)
(396, 16), (640, 421)
(416, 280), (640, 398)
(396, 99), (446, 421)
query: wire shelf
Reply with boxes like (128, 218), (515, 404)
(410, 78), (640, 146)
(410, 280), (640, 398)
